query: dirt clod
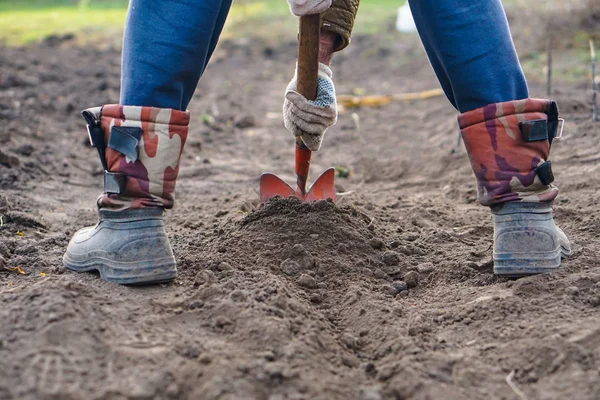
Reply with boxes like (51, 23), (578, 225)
(381, 250), (401, 266)
(281, 258), (301, 276)
(217, 261), (233, 271)
(370, 238), (385, 249)
(373, 269), (388, 280)
(392, 281), (408, 293)
(383, 284), (398, 296)
(565, 286), (580, 296)
(0, 149), (20, 168)
(297, 274), (317, 289)
(403, 271), (420, 288)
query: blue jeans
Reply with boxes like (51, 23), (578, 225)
(409, 0), (528, 112)
(120, 0), (232, 111)
(120, 0), (529, 113)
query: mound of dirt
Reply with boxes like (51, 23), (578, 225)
(239, 197), (396, 282)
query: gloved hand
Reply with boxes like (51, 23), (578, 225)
(286, 0), (332, 16)
(283, 63), (337, 151)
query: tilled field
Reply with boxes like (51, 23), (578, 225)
(1, 19), (600, 400)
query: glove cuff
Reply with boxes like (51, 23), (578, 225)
(318, 62), (333, 79)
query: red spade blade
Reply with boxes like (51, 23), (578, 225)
(303, 167), (336, 202)
(259, 168), (336, 203)
(259, 173), (296, 203)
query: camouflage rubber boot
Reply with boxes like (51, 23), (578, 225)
(63, 105), (189, 285)
(459, 98), (572, 276)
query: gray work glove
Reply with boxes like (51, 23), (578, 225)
(283, 63), (337, 151)
(286, 0), (332, 16)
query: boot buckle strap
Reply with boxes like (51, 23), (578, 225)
(104, 172), (126, 194)
(555, 118), (565, 139)
(108, 126), (143, 162)
(535, 160), (554, 186)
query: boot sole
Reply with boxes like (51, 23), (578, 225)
(63, 254), (176, 285)
(493, 244), (572, 277)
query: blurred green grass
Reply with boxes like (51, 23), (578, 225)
(0, 0), (401, 46)
(1, 0), (594, 83)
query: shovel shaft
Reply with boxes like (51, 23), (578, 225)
(297, 14), (320, 101)
(295, 14), (321, 195)
(295, 138), (311, 195)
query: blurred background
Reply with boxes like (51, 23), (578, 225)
(0, 0), (399, 45)
(0, 0), (597, 85)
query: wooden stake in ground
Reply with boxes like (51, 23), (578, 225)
(591, 40), (598, 122)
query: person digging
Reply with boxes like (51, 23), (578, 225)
(62, 0), (350, 285)
(63, 0), (571, 285)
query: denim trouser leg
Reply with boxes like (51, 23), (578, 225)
(120, 0), (233, 111)
(408, 0), (529, 112)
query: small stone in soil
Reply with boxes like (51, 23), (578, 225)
(383, 285), (398, 296)
(369, 238), (384, 249)
(309, 293), (322, 303)
(392, 281), (408, 292)
(373, 269), (388, 280)
(313, 199), (330, 211)
(16, 144), (34, 156)
(0, 149), (20, 168)
(397, 246), (413, 256)
(381, 251), (400, 266)
(297, 274), (317, 289)
(218, 262), (233, 271)
(230, 290), (247, 302)
(290, 243), (307, 257)
(188, 300), (204, 310)
(341, 354), (360, 368)
(395, 290), (409, 298)
(383, 265), (404, 277)
(280, 259), (301, 276)
(417, 262), (435, 274)
(392, 305), (404, 316)
(565, 286), (580, 296)
(403, 271), (420, 288)
(193, 270), (216, 287)
(341, 333), (358, 350)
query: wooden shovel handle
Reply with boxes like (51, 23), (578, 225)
(297, 14), (320, 101)
(295, 14), (320, 195)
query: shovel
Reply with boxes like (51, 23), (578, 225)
(259, 14), (336, 203)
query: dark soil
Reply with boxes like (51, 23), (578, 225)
(1, 11), (600, 399)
